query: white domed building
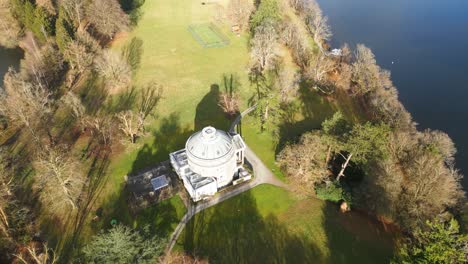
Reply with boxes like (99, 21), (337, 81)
(169, 126), (249, 201)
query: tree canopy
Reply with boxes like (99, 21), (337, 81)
(394, 219), (468, 264)
(82, 225), (165, 264)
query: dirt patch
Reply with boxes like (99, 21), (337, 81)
(109, 31), (130, 46)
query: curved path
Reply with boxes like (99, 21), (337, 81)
(165, 107), (288, 254)
(228, 104), (257, 133)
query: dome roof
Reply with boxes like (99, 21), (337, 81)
(186, 126), (233, 160)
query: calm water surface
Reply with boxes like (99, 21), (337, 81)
(0, 46), (23, 83)
(318, 0), (468, 187)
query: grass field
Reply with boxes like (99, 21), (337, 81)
(178, 184), (395, 263)
(82, 0), (253, 247)
(82, 0), (397, 262)
(188, 23), (230, 48)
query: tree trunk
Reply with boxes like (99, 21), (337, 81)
(325, 145), (332, 164)
(264, 105), (269, 121)
(0, 205), (10, 237)
(337, 153), (353, 181)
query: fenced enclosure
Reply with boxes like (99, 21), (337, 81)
(188, 23), (230, 48)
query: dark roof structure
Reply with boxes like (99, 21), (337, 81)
(150, 176), (169, 191)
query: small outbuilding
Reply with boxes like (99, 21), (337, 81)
(150, 176), (169, 192)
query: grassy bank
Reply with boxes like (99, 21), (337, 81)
(178, 184), (395, 263)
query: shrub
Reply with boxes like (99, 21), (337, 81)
(315, 181), (352, 205)
(250, 0), (281, 30)
(55, 8), (75, 53)
(32, 6), (55, 40)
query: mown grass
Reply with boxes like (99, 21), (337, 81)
(75, 0), (252, 248)
(178, 184), (395, 263)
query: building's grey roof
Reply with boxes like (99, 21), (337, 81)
(170, 149), (188, 168)
(232, 134), (246, 151)
(150, 176), (169, 191)
(185, 172), (215, 190)
(186, 126), (233, 160)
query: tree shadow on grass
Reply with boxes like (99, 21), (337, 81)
(58, 149), (112, 262)
(321, 201), (397, 264)
(119, 0), (146, 26)
(134, 198), (180, 238)
(194, 84), (231, 131)
(181, 190), (324, 263)
(131, 112), (192, 173)
(79, 73), (108, 115)
(275, 82), (337, 156)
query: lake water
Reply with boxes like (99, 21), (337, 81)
(317, 0), (468, 188)
(0, 46), (23, 83)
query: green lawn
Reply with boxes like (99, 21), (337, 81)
(178, 184), (395, 263)
(80, 0), (252, 249)
(133, 195), (186, 237)
(188, 23), (229, 48)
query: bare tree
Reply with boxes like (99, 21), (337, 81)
(280, 17), (298, 46)
(0, 149), (15, 238)
(86, 0), (129, 39)
(85, 115), (115, 146)
(61, 91), (86, 129)
(275, 60), (299, 102)
(0, 0), (21, 48)
(64, 29), (101, 86)
(218, 74), (240, 117)
(15, 243), (58, 264)
(19, 40), (64, 88)
(369, 84), (414, 130)
(64, 40), (94, 76)
(163, 251), (208, 264)
(351, 44), (392, 96)
(36, 0), (55, 14)
(75, 29), (101, 55)
(250, 20), (278, 72)
(94, 50), (131, 92)
(300, 1), (331, 53)
(33, 146), (86, 214)
(61, 0), (85, 29)
(218, 91), (240, 117)
(227, 0), (254, 31)
(116, 82), (163, 143)
(0, 70), (52, 142)
(332, 43), (352, 90)
(279, 17), (313, 69)
(359, 128), (464, 230)
(419, 129), (457, 164)
(308, 14), (331, 53)
(117, 111), (141, 143)
(398, 150), (464, 229)
(138, 81), (163, 124)
(306, 52), (335, 83)
(277, 132), (330, 192)
(289, 0), (331, 53)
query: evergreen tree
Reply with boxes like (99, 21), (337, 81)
(394, 219), (467, 264)
(32, 6), (55, 41)
(250, 0), (281, 30)
(55, 7), (75, 53)
(82, 225), (165, 264)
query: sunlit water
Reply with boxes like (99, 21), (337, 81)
(318, 0), (468, 188)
